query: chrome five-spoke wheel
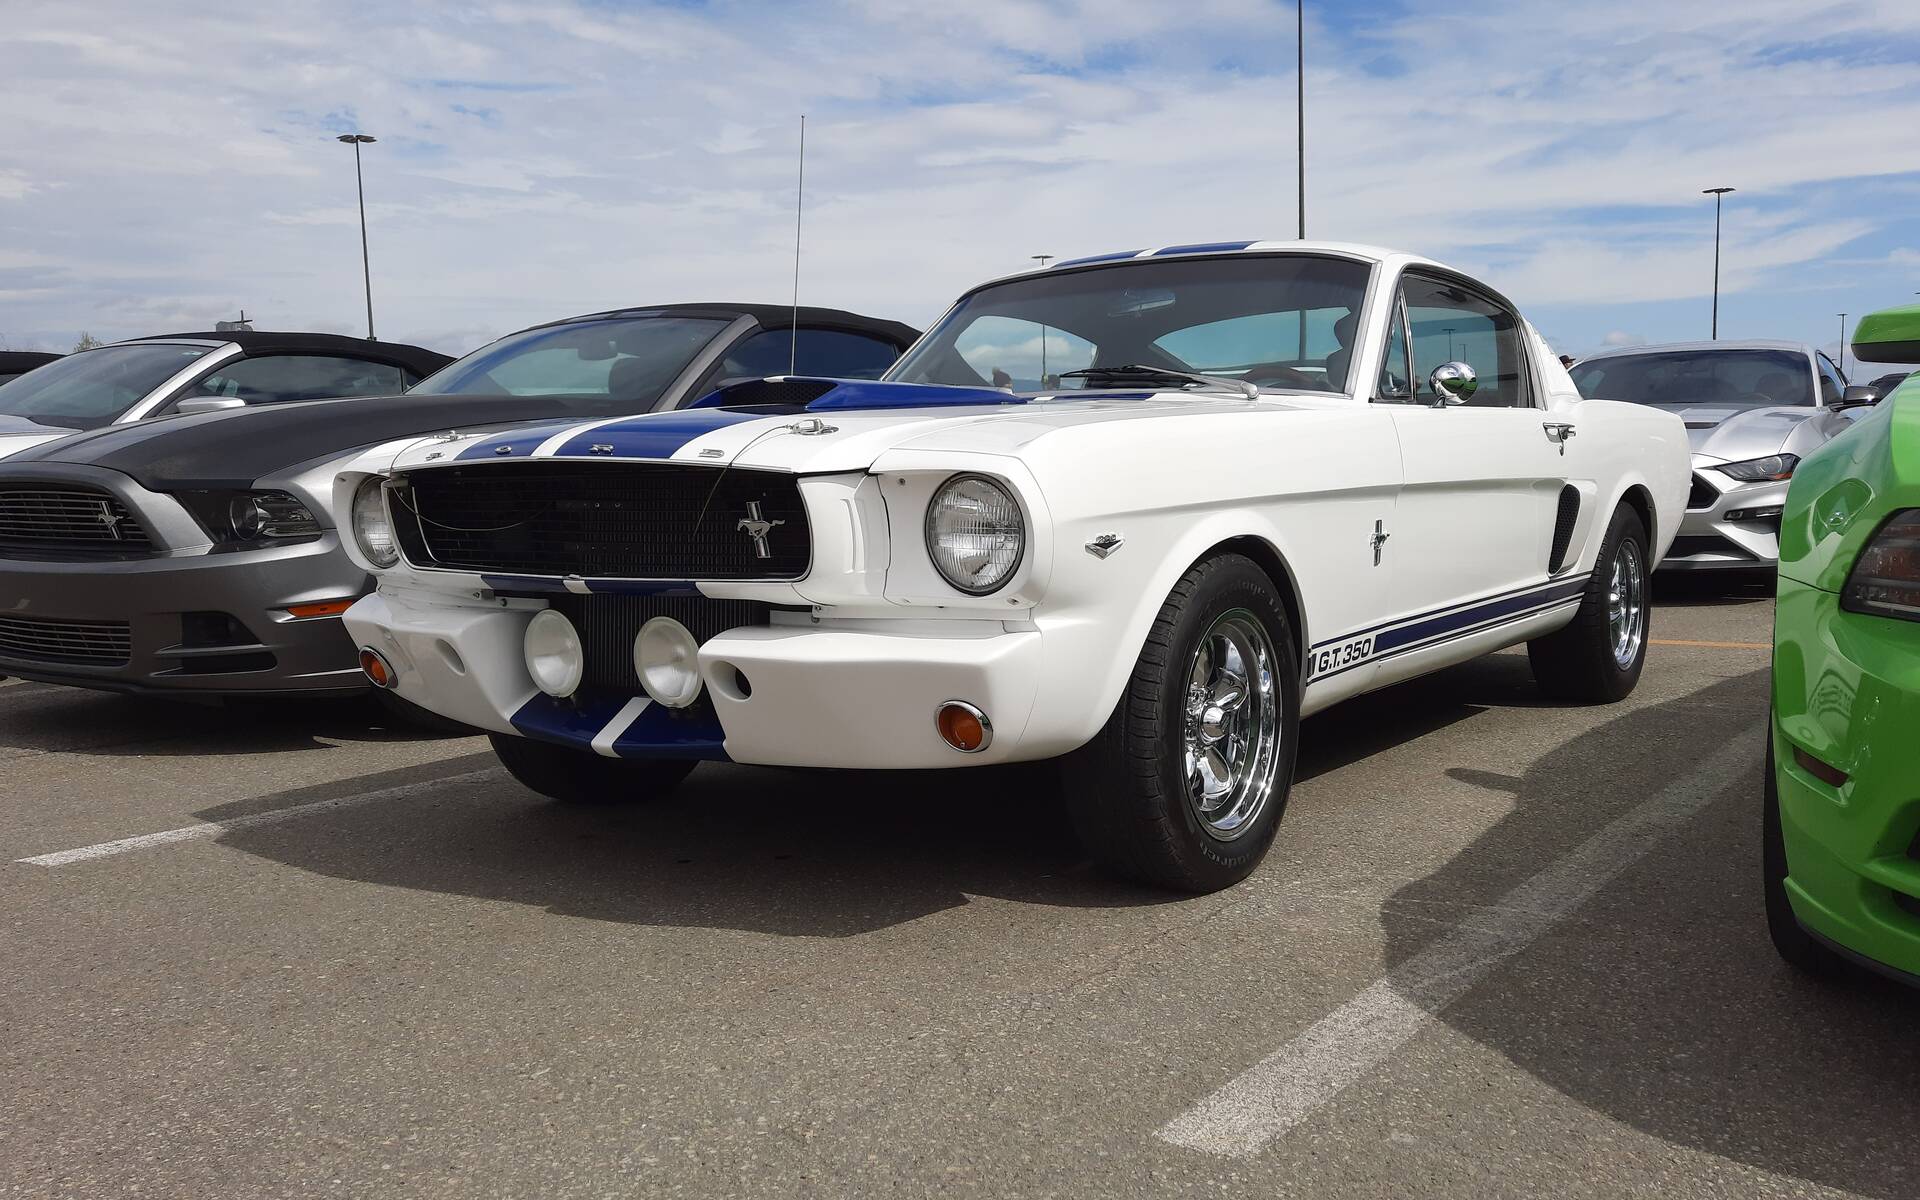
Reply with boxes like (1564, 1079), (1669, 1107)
(1182, 609), (1282, 841)
(1608, 537), (1647, 669)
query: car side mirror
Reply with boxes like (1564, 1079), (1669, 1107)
(1839, 384), (1882, 409)
(174, 396), (247, 415)
(1428, 361), (1477, 407)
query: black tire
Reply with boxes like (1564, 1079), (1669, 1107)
(1061, 553), (1300, 893)
(489, 733), (696, 804)
(1762, 727), (1846, 977)
(1528, 504), (1650, 703)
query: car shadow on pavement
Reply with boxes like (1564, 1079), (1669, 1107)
(205, 652), (1549, 939)
(0, 683), (466, 758)
(1381, 667), (1919, 1198)
(1653, 569), (1775, 607)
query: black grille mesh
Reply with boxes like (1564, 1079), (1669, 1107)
(1548, 485), (1581, 573)
(546, 593), (771, 693)
(393, 462), (809, 580)
(1668, 534), (1757, 561)
(0, 486), (151, 550)
(1687, 474), (1718, 511)
(0, 614), (132, 665)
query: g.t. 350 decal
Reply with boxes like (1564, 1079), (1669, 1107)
(1308, 635), (1374, 679)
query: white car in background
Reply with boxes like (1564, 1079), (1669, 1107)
(1568, 339), (1876, 570)
(339, 241), (1689, 893)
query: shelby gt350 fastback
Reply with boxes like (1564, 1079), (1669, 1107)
(339, 241), (1691, 892)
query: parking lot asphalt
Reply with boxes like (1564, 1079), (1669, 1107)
(2, 573), (1915, 1199)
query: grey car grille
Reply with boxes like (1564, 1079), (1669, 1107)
(0, 486), (152, 550)
(0, 614), (133, 666)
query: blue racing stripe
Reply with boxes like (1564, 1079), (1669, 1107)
(508, 691), (730, 761)
(550, 406), (769, 459)
(1151, 241), (1257, 256)
(453, 421), (580, 461)
(1310, 576), (1590, 684)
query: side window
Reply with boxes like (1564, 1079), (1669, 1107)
(1815, 353), (1844, 405)
(1400, 275), (1530, 408)
(177, 355), (407, 407)
(1375, 299), (1412, 401)
(717, 328), (905, 385)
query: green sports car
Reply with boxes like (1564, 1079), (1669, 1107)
(1767, 303), (1920, 985)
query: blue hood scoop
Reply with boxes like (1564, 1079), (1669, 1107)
(690, 376), (1025, 412)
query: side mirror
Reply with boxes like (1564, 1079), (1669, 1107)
(174, 396), (246, 416)
(1839, 384), (1882, 409)
(1428, 361), (1477, 407)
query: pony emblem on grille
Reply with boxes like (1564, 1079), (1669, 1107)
(93, 500), (126, 541)
(736, 501), (786, 560)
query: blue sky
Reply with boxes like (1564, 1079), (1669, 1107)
(1, 0), (1918, 371)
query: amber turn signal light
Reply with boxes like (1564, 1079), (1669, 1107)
(358, 647), (396, 689)
(285, 598), (359, 619)
(936, 701), (992, 753)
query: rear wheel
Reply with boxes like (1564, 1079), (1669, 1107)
(1528, 504), (1650, 702)
(1763, 727), (1846, 977)
(1061, 553), (1299, 893)
(489, 733), (696, 805)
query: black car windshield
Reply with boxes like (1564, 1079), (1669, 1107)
(1569, 349), (1814, 409)
(885, 254), (1373, 394)
(0, 343), (214, 430)
(410, 316), (730, 403)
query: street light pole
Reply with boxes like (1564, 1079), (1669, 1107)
(1703, 187), (1734, 340)
(1839, 313), (1848, 379)
(337, 134), (378, 340)
(1296, 0), (1305, 240)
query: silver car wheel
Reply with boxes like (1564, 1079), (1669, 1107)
(1608, 538), (1647, 669)
(1182, 609), (1282, 841)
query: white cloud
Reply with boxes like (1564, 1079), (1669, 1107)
(0, 0), (1916, 355)
(1602, 331), (1647, 347)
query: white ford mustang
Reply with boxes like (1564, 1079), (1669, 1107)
(338, 241), (1689, 893)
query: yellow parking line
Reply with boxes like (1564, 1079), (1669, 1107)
(1652, 638), (1771, 649)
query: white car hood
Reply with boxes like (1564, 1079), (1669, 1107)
(0, 415), (74, 460)
(385, 380), (1318, 478)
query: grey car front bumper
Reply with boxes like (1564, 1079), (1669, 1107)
(0, 467), (372, 696)
(1661, 461), (1786, 571)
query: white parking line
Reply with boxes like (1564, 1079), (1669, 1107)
(1156, 727), (1759, 1159)
(15, 769), (499, 867)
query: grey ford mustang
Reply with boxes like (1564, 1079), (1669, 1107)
(1569, 339), (1878, 570)
(0, 304), (917, 700)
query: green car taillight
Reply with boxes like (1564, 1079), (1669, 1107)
(1841, 509), (1920, 621)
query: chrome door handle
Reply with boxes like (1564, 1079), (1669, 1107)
(1543, 422), (1576, 455)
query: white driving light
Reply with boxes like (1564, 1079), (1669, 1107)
(523, 609), (584, 698)
(925, 474), (1025, 595)
(351, 477), (400, 568)
(635, 616), (703, 708)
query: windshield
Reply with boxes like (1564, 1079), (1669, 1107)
(0, 343), (214, 430)
(886, 254), (1373, 394)
(410, 316), (729, 402)
(1569, 349), (1814, 409)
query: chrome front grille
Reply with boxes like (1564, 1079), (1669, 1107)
(0, 614), (133, 665)
(392, 462), (811, 581)
(0, 486), (152, 550)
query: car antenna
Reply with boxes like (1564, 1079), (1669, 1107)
(789, 113), (805, 376)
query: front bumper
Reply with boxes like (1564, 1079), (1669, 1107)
(345, 588), (1049, 768)
(0, 533), (372, 696)
(1661, 466), (1785, 570)
(1771, 575), (1920, 981)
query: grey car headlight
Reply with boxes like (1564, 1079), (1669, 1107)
(178, 489), (321, 545)
(1715, 453), (1800, 482)
(351, 477), (401, 569)
(924, 473), (1024, 595)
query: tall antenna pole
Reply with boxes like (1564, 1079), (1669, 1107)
(1838, 313), (1848, 379)
(1296, 0), (1305, 240)
(1703, 186), (1733, 340)
(789, 114), (806, 375)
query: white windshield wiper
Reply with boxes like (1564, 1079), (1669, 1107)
(1058, 365), (1259, 400)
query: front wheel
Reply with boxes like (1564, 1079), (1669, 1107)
(1528, 504), (1650, 703)
(489, 733), (696, 804)
(1061, 553), (1300, 893)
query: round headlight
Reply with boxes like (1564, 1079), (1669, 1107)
(523, 609), (584, 698)
(925, 474), (1025, 595)
(229, 495), (267, 541)
(634, 616), (704, 708)
(352, 477), (400, 569)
